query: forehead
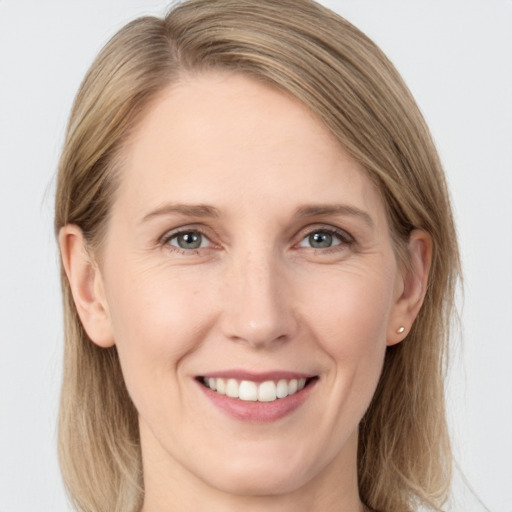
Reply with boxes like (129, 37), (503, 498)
(115, 72), (387, 226)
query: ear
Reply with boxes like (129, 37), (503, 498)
(387, 229), (432, 346)
(59, 225), (115, 348)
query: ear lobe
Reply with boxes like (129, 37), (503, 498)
(59, 225), (115, 348)
(387, 229), (432, 346)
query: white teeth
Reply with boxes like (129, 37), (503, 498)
(216, 378), (226, 395)
(258, 381), (276, 402)
(226, 378), (239, 398)
(203, 377), (310, 402)
(276, 379), (289, 398)
(239, 380), (258, 401)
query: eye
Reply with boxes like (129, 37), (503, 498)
(165, 230), (211, 250)
(298, 228), (351, 249)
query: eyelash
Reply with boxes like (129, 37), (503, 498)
(159, 225), (354, 255)
(160, 228), (214, 255)
(297, 226), (354, 252)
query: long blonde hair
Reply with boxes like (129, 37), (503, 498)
(55, 1), (460, 511)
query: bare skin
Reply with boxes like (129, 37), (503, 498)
(60, 72), (431, 511)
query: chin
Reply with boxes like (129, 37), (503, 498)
(193, 446), (319, 497)
(210, 466), (309, 497)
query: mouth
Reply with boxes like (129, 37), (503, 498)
(196, 372), (318, 422)
(198, 375), (316, 402)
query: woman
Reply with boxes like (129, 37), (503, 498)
(55, 0), (460, 510)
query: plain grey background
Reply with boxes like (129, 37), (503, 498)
(1, 1), (511, 510)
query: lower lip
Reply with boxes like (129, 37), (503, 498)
(197, 379), (316, 423)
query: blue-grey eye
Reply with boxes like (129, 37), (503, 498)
(169, 231), (207, 250)
(309, 232), (333, 248)
(299, 229), (345, 249)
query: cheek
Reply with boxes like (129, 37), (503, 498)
(103, 262), (218, 398)
(298, 262), (395, 421)
(301, 263), (396, 360)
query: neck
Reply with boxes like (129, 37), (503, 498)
(142, 477), (366, 512)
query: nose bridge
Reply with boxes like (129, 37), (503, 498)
(222, 244), (295, 347)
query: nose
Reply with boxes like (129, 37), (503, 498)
(220, 250), (297, 349)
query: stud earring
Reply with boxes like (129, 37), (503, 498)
(397, 326), (405, 334)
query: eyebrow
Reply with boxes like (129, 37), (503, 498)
(140, 202), (374, 228)
(141, 203), (221, 223)
(295, 204), (375, 228)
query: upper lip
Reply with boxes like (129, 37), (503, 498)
(199, 370), (316, 382)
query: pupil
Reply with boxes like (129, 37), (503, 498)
(310, 232), (332, 248)
(178, 232), (201, 249)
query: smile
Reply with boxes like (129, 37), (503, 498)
(197, 371), (318, 422)
(201, 377), (308, 402)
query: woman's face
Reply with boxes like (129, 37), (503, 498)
(77, 73), (415, 503)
